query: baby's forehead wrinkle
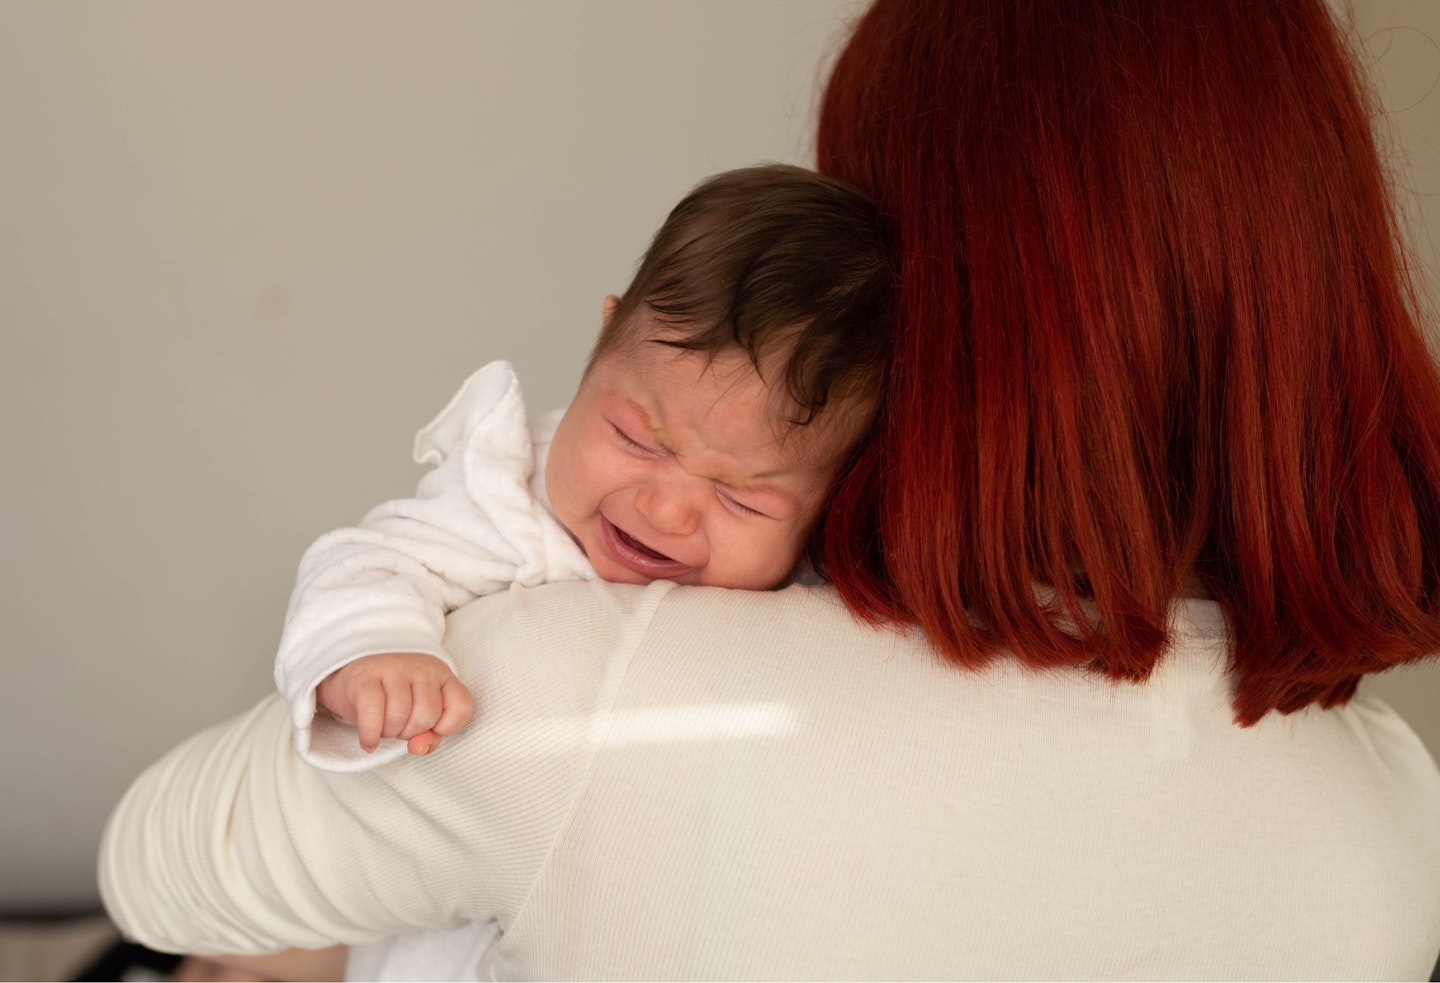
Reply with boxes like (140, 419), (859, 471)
(660, 412), (797, 491)
(619, 340), (851, 492)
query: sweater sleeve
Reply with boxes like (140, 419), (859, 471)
(274, 361), (593, 771)
(100, 580), (670, 957)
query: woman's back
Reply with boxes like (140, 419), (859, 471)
(456, 585), (1440, 979)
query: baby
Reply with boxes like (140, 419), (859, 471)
(201, 165), (891, 982)
(276, 163), (894, 771)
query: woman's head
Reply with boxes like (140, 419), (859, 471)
(816, 0), (1440, 723)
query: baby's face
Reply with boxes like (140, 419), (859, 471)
(546, 326), (859, 590)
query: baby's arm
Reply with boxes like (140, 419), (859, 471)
(276, 362), (590, 769)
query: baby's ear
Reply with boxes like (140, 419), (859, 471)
(602, 294), (620, 327)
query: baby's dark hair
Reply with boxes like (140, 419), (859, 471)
(590, 164), (895, 427)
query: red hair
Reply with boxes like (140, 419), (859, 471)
(815, 0), (1440, 723)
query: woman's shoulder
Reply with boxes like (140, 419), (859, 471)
(446, 582), (1436, 775)
(455, 582), (1440, 979)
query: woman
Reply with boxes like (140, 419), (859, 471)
(102, 0), (1440, 978)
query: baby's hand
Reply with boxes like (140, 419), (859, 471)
(316, 653), (473, 756)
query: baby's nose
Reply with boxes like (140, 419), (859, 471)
(635, 479), (700, 537)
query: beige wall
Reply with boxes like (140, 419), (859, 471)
(0, 0), (1435, 907)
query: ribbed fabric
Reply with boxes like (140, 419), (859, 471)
(102, 581), (1440, 980)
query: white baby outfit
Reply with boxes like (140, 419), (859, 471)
(274, 360), (593, 980)
(275, 359), (594, 773)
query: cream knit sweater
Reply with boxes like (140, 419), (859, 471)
(102, 581), (1440, 980)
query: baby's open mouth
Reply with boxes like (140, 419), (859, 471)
(598, 515), (693, 579)
(616, 527), (674, 562)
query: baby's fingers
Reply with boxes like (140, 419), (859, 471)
(407, 730), (443, 756)
(400, 683), (445, 740)
(351, 678), (389, 753)
(432, 678), (474, 737)
(380, 677), (414, 742)
(403, 680), (472, 757)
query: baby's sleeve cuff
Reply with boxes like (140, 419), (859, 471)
(295, 708), (412, 772)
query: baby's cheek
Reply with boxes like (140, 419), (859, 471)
(757, 524), (810, 584)
(548, 451), (591, 515)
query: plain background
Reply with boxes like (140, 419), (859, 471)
(0, 0), (1435, 909)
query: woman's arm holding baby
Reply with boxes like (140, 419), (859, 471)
(102, 581), (666, 957)
(100, 694), (468, 956)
